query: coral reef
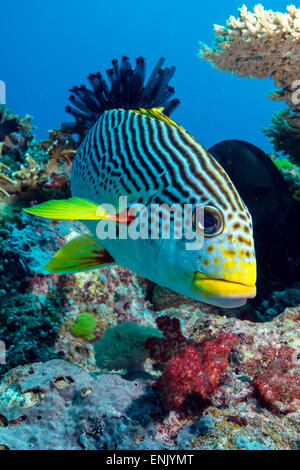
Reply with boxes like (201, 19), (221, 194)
(94, 321), (162, 372)
(146, 316), (239, 409)
(0, 105), (35, 161)
(245, 345), (300, 413)
(0, 162), (16, 197)
(0, 360), (164, 450)
(0, 108), (18, 138)
(0, 307), (299, 450)
(0, 87), (299, 450)
(0, 108), (75, 204)
(255, 283), (300, 321)
(146, 316), (189, 363)
(0, 292), (63, 378)
(70, 312), (97, 340)
(199, 4), (300, 164)
(269, 153), (300, 198)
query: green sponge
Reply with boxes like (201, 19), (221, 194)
(70, 312), (97, 340)
(94, 321), (162, 371)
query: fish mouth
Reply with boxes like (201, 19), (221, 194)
(191, 271), (256, 308)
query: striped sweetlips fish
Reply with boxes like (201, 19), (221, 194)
(25, 57), (256, 308)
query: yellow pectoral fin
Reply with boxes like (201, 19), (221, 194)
(24, 197), (115, 221)
(45, 234), (115, 273)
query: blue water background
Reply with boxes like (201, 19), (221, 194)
(2, 0), (288, 153)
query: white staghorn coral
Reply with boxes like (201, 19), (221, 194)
(200, 5), (300, 92)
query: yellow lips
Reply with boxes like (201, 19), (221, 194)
(192, 271), (256, 299)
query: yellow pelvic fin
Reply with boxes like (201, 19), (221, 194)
(45, 234), (115, 273)
(24, 197), (117, 221)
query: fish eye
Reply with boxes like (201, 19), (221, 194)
(192, 205), (224, 238)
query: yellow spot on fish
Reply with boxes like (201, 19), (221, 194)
(207, 245), (214, 253)
(204, 259), (209, 267)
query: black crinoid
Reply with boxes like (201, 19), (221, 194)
(62, 56), (180, 141)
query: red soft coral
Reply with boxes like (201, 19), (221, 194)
(246, 345), (300, 413)
(156, 345), (203, 408)
(147, 316), (239, 409)
(145, 316), (188, 363)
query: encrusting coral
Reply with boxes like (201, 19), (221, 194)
(199, 4), (300, 164)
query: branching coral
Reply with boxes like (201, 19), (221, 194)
(0, 108), (76, 202)
(199, 4), (300, 163)
(0, 162), (17, 197)
(245, 344), (300, 413)
(12, 154), (44, 187)
(146, 316), (239, 409)
(0, 147), (72, 202)
(39, 129), (77, 174)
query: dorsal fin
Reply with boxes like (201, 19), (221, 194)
(62, 56), (180, 140)
(131, 107), (187, 134)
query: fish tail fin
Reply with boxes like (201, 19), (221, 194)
(62, 56), (180, 138)
(45, 234), (115, 273)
